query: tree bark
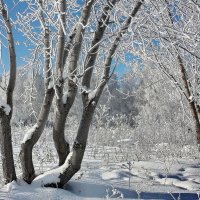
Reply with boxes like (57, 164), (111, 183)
(0, 111), (16, 183)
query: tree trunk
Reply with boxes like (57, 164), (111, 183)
(165, 1), (200, 148)
(20, 88), (54, 183)
(53, 0), (95, 166)
(195, 121), (200, 146)
(53, 110), (70, 166)
(0, 0), (17, 184)
(0, 111), (16, 183)
(177, 55), (200, 146)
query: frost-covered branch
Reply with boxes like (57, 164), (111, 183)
(95, 0), (144, 101)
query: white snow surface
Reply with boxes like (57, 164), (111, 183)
(47, 79), (54, 89)
(22, 124), (38, 143)
(0, 96), (11, 115)
(1, 157), (200, 200)
(117, 138), (132, 143)
(1, 129), (200, 200)
(88, 88), (97, 101)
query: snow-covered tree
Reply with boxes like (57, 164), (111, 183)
(1, 0), (144, 186)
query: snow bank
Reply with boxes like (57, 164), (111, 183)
(102, 170), (133, 181)
(22, 124), (38, 143)
(156, 177), (200, 191)
(82, 87), (97, 101)
(88, 88), (97, 101)
(47, 79), (54, 89)
(0, 96), (11, 115)
(32, 152), (73, 186)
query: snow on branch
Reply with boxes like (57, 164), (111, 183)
(22, 124), (38, 144)
(0, 97), (11, 115)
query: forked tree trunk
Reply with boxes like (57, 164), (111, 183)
(0, 111), (16, 183)
(53, 0), (118, 166)
(52, 28), (79, 166)
(53, 0), (95, 166)
(20, 88), (55, 183)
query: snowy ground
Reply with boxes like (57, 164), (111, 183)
(0, 127), (200, 199)
(1, 157), (200, 199)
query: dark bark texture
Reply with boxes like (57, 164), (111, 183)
(0, 111), (16, 183)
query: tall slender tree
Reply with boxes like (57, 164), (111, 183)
(0, 0), (17, 183)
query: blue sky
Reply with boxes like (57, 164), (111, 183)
(0, 0), (29, 73)
(0, 0), (181, 76)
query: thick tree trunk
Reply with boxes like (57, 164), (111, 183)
(20, 88), (54, 183)
(0, 111), (16, 183)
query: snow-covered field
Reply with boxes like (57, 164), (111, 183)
(0, 126), (200, 200)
